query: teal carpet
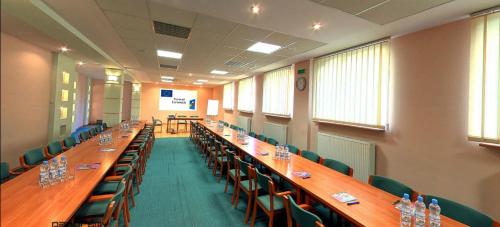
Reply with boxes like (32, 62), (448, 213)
(128, 138), (275, 227)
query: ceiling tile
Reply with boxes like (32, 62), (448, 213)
(154, 34), (187, 52)
(228, 24), (273, 42)
(96, 0), (149, 18)
(192, 14), (238, 35)
(308, 0), (387, 14)
(358, 0), (453, 25)
(262, 32), (298, 47)
(104, 11), (151, 33)
(223, 38), (254, 50)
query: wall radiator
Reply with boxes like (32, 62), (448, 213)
(237, 116), (252, 132)
(317, 133), (376, 183)
(263, 122), (287, 145)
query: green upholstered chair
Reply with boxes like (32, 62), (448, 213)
(19, 147), (46, 169)
(74, 179), (127, 227)
(1, 162), (14, 184)
(283, 195), (324, 227)
(229, 124), (237, 130)
(301, 150), (321, 163)
(234, 157), (257, 224)
(79, 131), (91, 142)
(257, 134), (267, 142)
(251, 168), (292, 227)
(286, 144), (300, 155)
(248, 131), (257, 138)
(46, 141), (64, 158)
(93, 165), (135, 223)
(267, 138), (279, 146)
(322, 159), (353, 176)
(102, 122), (108, 130)
(369, 175), (416, 199)
(224, 150), (239, 205)
(95, 125), (104, 133)
(151, 116), (162, 133)
(223, 122), (229, 127)
(63, 136), (77, 150)
(177, 115), (188, 132)
(424, 195), (493, 227)
(89, 128), (97, 137)
(214, 141), (228, 180)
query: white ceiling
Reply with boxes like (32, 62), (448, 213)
(1, 0), (499, 86)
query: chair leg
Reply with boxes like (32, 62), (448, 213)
(218, 162), (224, 182)
(250, 196), (258, 227)
(244, 192), (253, 224)
(129, 182), (136, 207)
(268, 212), (274, 227)
(224, 174), (230, 192)
(231, 179), (238, 205)
(234, 185), (241, 208)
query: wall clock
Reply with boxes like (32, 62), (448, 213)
(296, 77), (307, 91)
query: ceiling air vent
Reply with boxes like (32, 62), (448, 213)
(153, 21), (191, 39)
(224, 61), (245, 67)
(159, 64), (177, 69)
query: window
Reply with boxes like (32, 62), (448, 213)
(223, 82), (235, 110)
(237, 77), (256, 113)
(262, 66), (294, 117)
(312, 40), (390, 129)
(468, 11), (500, 143)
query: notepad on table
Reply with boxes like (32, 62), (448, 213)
(100, 148), (116, 152)
(292, 171), (311, 179)
(76, 163), (101, 170)
(332, 192), (358, 203)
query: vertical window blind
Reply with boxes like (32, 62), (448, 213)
(237, 76), (256, 112)
(468, 11), (500, 143)
(223, 82), (234, 110)
(312, 40), (390, 129)
(262, 66), (294, 117)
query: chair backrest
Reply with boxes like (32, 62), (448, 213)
(267, 138), (278, 146)
(284, 195), (323, 227)
(223, 122), (229, 127)
(89, 128), (97, 137)
(424, 195), (493, 227)
(286, 144), (299, 155)
(63, 136), (77, 148)
(96, 125), (103, 133)
(96, 120), (103, 125)
(23, 148), (45, 166)
(257, 134), (267, 142)
(236, 156), (252, 176)
(369, 175), (414, 199)
(249, 131), (257, 138)
(301, 150), (321, 163)
(322, 159), (352, 176)
(102, 122), (108, 129)
(47, 141), (63, 156)
(1, 162), (10, 181)
(230, 124), (237, 130)
(79, 131), (90, 141)
(254, 168), (272, 193)
(226, 150), (236, 169)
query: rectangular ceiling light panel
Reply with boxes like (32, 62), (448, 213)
(157, 50), (183, 59)
(247, 42), (281, 54)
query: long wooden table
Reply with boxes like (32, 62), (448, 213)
(166, 117), (203, 134)
(1, 122), (145, 227)
(199, 122), (466, 227)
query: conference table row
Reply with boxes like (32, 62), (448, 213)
(1, 121), (146, 227)
(199, 121), (466, 227)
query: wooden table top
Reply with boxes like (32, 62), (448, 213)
(200, 122), (467, 227)
(1, 122), (145, 227)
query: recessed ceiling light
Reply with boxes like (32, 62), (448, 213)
(60, 46), (69, 52)
(161, 76), (174, 80)
(77, 61), (84, 66)
(197, 79), (208, 82)
(193, 82), (203, 85)
(312, 23), (322, 31)
(157, 50), (182, 59)
(188, 73), (193, 76)
(211, 70), (228, 75)
(247, 42), (281, 54)
(251, 5), (260, 14)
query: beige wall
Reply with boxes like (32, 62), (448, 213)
(139, 83), (218, 124)
(90, 79), (104, 124)
(0, 33), (52, 167)
(214, 19), (500, 219)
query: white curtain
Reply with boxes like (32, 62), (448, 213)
(223, 82), (234, 110)
(237, 77), (256, 112)
(312, 40), (390, 129)
(262, 66), (294, 117)
(468, 11), (500, 142)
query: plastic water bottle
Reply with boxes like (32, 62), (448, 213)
(59, 155), (67, 181)
(49, 158), (59, 184)
(400, 193), (412, 227)
(275, 145), (279, 160)
(279, 145), (285, 160)
(429, 199), (441, 227)
(39, 160), (49, 188)
(414, 196), (426, 227)
(285, 146), (290, 160)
